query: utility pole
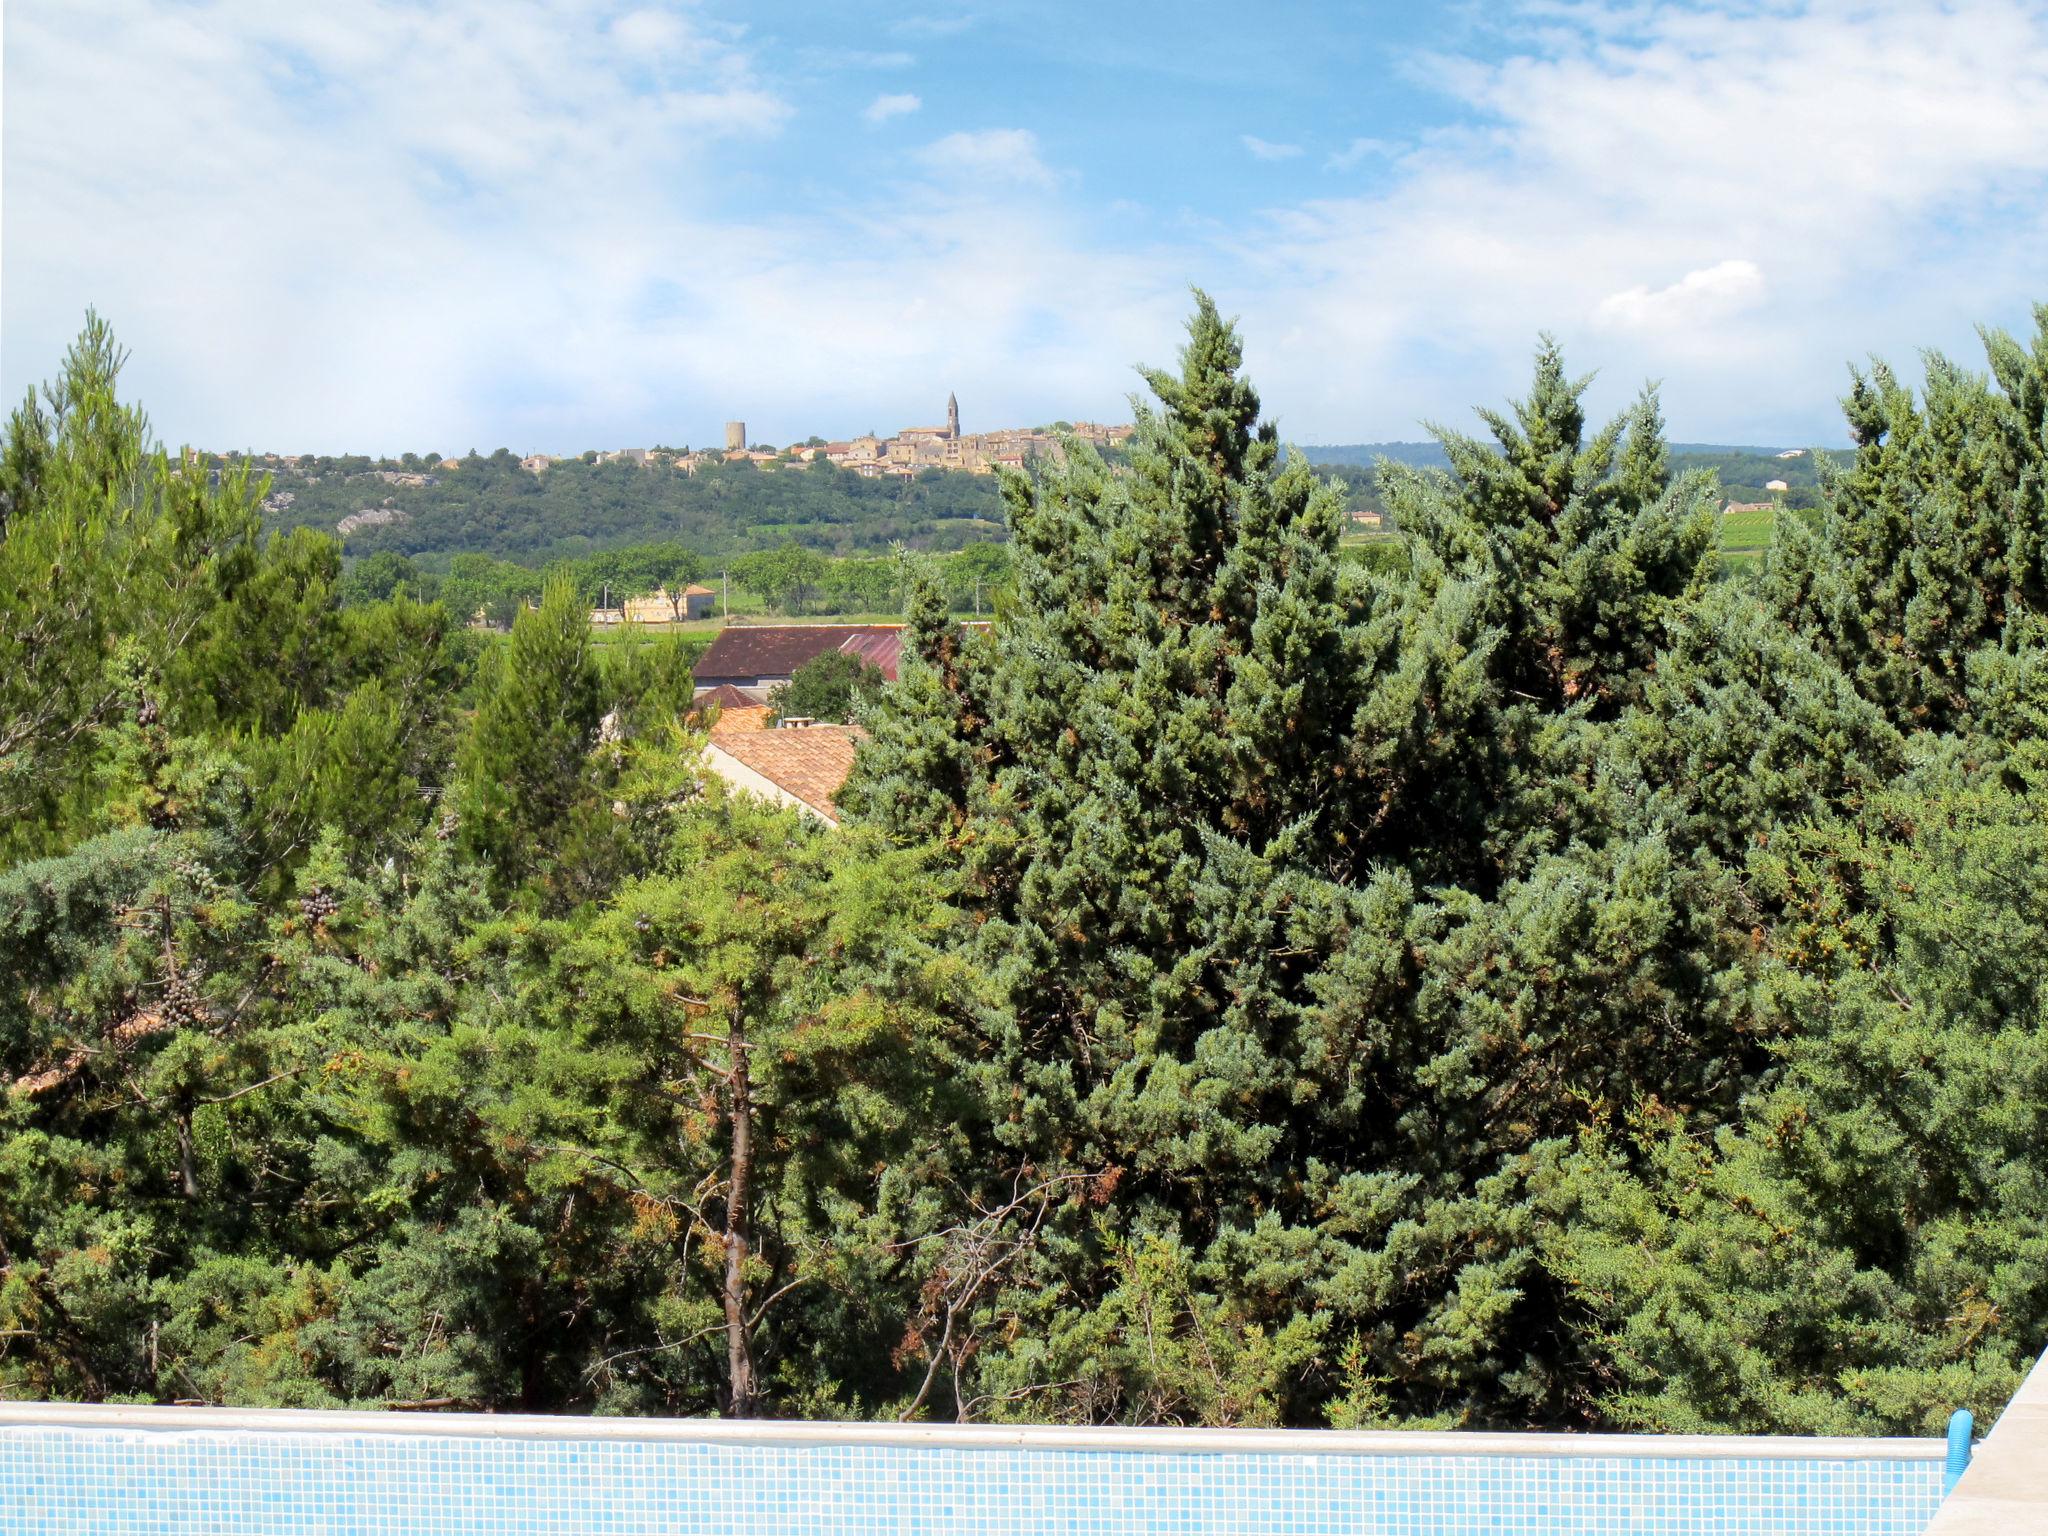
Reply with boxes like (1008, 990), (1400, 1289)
(721, 569), (728, 624)
(974, 578), (982, 617)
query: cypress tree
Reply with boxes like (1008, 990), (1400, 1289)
(849, 307), (1757, 1425)
(848, 294), (1423, 1421)
(1766, 307), (2048, 731)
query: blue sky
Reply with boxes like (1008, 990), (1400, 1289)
(6, 1), (2048, 454)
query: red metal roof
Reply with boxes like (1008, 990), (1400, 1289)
(836, 631), (902, 674)
(693, 625), (904, 685)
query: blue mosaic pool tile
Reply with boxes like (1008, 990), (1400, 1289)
(0, 1426), (1946, 1535)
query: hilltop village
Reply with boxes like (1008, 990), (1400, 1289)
(554, 394), (1133, 479)
(202, 396), (1134, 484)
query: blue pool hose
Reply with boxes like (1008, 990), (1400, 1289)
(1943, 1409), (1974, 1495)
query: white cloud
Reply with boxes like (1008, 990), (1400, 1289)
(863, 92), (923, 125)
(0, 1), (1161, 452)
(0, 0), (796, 450)
(609, 8), (688, 54)
(913, 128), (1058, 188)
(1242, 135), (1304, 162)
(1595, 260), (1765, 333)
(1324, 137), (1394, 172)
(1229, 0), (2048, 441)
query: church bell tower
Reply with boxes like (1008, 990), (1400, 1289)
(947, 391), (959, 440)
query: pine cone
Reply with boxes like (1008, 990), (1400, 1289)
(159, 970), (205, 1028)
(300, 888), (339, 923)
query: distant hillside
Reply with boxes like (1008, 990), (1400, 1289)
(1304, 440), (1840, 513)
(1300, 442), (1452, 470)
(249, 450), (1006, 566)
(248, 439), (1847, 570)
(1662, 444), (1833, 505)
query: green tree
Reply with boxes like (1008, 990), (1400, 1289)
(571, 542), (705, 608)
(1380, 338), (1714, 724)
(464, 732), (975, 1416)
(338, 550), (432, 606)
(1765, 307), (2048, 732)
(818, 556), (898, 615)
(440, 552), (541, 628)
(166, 525), (344, 739)
(1552, 772), (2048, 1435)
(943, 541), (1011, 613)
(1536, 312), (2048, 1439)
(454, 576), (603, 895)
(847, 294), (1442, 1423)
(9, 295), (2048, 1441)
(769, 651), (885, 724)
(0, 789), (296, 1400)
(847, 297), (1761, 1428)
(730, 541), (827, 615)
(0, 316), (276, 856)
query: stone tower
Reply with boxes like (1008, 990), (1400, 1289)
(724, 421), (746, 452)
(947, 392), (959, 440)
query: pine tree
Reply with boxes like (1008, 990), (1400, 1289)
(453, 576), (603, 895)
(848, 295), (1506, 1424)
(9, 296), (2048, 1437)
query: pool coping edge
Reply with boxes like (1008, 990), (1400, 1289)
(0, 1401), (1946, 1461)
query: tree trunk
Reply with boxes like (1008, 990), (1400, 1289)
(175, 1107), (200, 1199)
(721, 993), (757, 1417)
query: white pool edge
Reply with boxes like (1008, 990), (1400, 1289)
(0, 1399), (1944, 1461)
(1923, 1346), (2048, 1534)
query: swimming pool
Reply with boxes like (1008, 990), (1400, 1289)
(0, 1403), (1947, 1535)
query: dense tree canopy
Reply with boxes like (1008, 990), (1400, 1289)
(846, 295), (2048, 1431)
(345, 542), (1007, 624)
(3, 302), (2044, 1435)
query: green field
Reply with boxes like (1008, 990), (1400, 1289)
(585, 610), (912, 643)
(1719, 507), (1777, 552)
(1346, 515), (1782, 575)
(1716, 506), (1778, 572)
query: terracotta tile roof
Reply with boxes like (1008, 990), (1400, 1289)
(688, 684), (773, 734)
(709, 705), (772, 735)
(691, 683), (762, 711)
(693, 624), (904, 685)
(705, 725), (861, 823)
(683, 583), (716, 596)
